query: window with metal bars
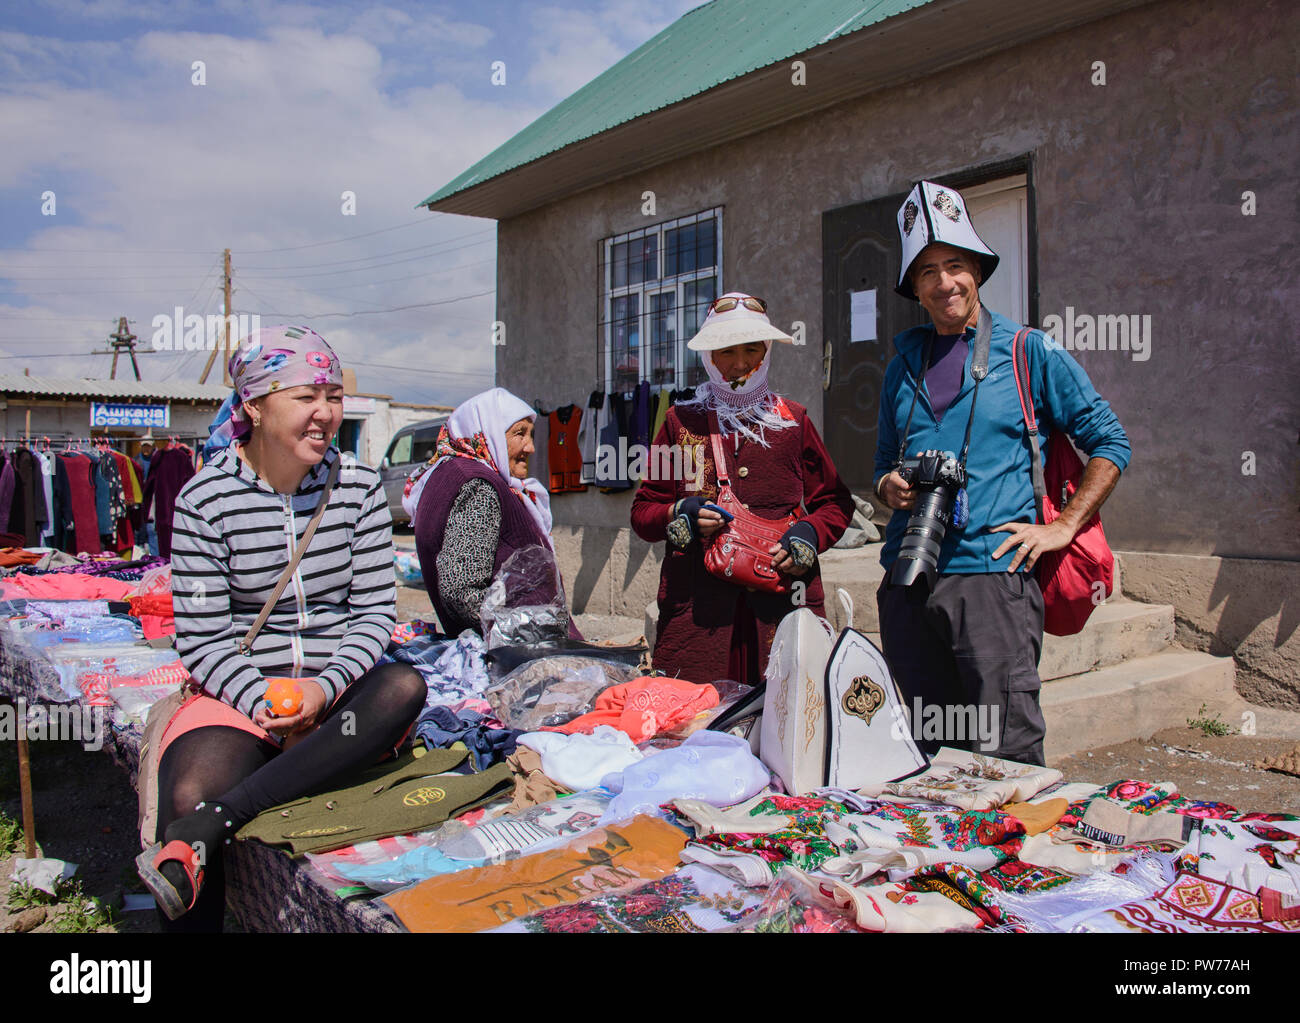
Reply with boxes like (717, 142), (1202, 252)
(597, 208), (722, 392)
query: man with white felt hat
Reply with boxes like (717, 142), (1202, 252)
(872, 180), (1131, 766)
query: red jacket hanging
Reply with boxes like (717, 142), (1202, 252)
(548, 405), (586, 493)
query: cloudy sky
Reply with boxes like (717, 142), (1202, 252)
(0, 0), (700, 405)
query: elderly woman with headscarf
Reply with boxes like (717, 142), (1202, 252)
(405, 387), (575, 637)
(137, 325), (426, 930)
(631, 294), (853, 684)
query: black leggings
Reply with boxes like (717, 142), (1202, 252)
(153, 661), (426, 932)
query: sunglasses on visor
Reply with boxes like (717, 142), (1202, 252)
(708, 295), (768, 315)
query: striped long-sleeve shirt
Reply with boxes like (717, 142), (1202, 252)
(170, 446), (396, 718)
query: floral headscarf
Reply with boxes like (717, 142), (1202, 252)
(203, 325), (343, 457)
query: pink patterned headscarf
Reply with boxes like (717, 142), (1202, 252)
(226, 325), (343, 441)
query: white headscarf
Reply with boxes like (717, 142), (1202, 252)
(401, 387), (553, 548)
(683, 339), (798, 445)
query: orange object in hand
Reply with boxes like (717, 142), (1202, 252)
(263, 678), (304, 717)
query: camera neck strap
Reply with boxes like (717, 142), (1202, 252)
(895, 305), (991, 471)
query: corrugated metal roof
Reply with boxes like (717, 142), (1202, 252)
(419, 0), (935, 209)
(0, 375), (231, 402)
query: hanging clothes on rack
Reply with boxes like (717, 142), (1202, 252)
(579, 389), (604, 485)
(652, 388), (672, 441)
(108, 448), (140, 551)
(597, 392), (634, 493)
(57, 447), (102, 555)
(142, 441), (196, 558)
(547, 404), (586, 494)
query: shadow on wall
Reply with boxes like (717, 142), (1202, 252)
(623, 531), (653, 599)
(569, 526), (617, 614)
(1205, 553), (1300, 707)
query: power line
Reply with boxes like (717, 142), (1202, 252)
(238, 288), (495, 320)
(0, 215), (449, 256)
(239, 229), (494, 271)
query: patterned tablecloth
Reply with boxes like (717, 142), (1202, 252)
(0, 626), (402, 933)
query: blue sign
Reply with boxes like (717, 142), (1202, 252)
(90, 403), (170, 429)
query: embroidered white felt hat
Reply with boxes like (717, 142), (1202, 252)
(686, 292), (795, 351)
(895, 181), (999, 300)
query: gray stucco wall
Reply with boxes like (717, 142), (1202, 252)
(495, 0), (1298, 563)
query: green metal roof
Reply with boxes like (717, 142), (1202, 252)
(419, 0), (937, 209)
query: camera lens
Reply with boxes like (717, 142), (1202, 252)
(889, 483), (957, 588)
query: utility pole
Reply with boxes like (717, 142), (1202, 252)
(92, 316), (149, 380)
(199, 248), (233, 385)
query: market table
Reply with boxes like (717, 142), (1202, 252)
(0, 622), (400, 933)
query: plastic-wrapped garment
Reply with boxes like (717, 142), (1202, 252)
(724, 866), (863, 934)
(382, 815), (689, 933)
(332, 846), (485, 892)
(438, 789), (615, 863)
(518, 725), (645, 792)
(600, 731), (772, 825)
(134, 563), (170, 595)
(478, 546), (569, 648)
(307, 832), (457, 893)
(386, 628), (492, 708)
(20, 617), (139, 649)
(486, 657), (640, 731)
(41, 643), (174, 700)
(988, 851), (1177, 933)
(108, 682), (179, 723)
(394, 549), (423, 585)
(20, 600), (112, 619)
(485, 639), (645, 679)
(551, 677), (719, 743)
(490, 864), (766, 933)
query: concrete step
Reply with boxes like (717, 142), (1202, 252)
(1040, 599), (1172, 681)
(1041, 648), (1237, 760)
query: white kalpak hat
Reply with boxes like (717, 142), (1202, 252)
(686, 292), (795, 351)
(895, 181), (999, 300)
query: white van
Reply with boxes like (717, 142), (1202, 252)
(380, 416), (448, 524)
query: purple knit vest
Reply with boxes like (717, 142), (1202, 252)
(413, 457), (554, 636)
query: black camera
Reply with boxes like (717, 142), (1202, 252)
(889, 449), (966, 588)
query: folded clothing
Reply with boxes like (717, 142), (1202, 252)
(861, 747), (1062, 811)
(382, 814), (689, 933)
(414, 706), (520, 771)
(601, 730), (771, 824)
(0, 572), (136, 601)
(517, 725), (645, 792)
(548, 676), (719, 743)
(238, 744), (515, 855)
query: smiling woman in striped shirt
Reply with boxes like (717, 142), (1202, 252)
(137, 326), (425, 931)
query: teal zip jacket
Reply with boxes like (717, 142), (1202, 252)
(873, 308), (1130, 575)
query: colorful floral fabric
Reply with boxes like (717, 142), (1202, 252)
(1076, 871), (1300, 934)
(492, 865), (763, 933)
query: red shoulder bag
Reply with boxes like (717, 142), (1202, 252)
(1010, 329), (1115, 636)
(702, 414), (797, 594)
